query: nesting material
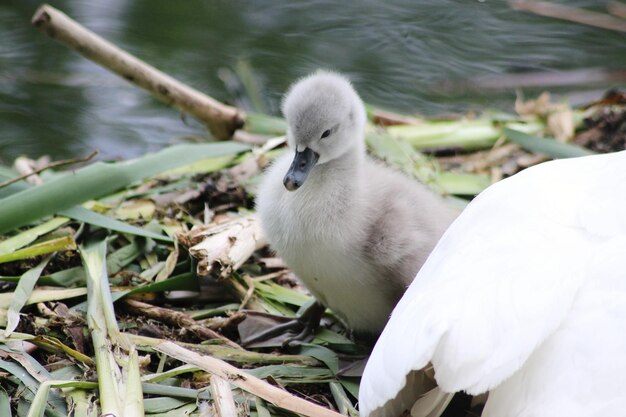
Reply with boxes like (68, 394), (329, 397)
(188, 215), (266, 277)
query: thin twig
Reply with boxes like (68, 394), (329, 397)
(463, 68), (626, 91)
(239, 274), (256, 311)
(0, 151), (98, 189)
(510, 0), (626, 32)
(31, 5), (244, 139)
(228, 276), (267, 312)
(239, 271), (292, 310)
(252, 271), (288, 283)
(371, 109), (422, 127)
(123, 299), (243, 350)
(155, 341), (345, 417)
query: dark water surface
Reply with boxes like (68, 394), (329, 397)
(0, 0), (624, 161)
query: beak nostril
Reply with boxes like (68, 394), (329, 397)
(284, 147), (318, 191)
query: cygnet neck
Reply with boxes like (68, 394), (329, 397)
(317, 139), (366, 179)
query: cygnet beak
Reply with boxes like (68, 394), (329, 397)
(283, 147), (319, 191)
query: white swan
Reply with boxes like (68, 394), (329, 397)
(359, 150), (626, 417)
(256, 70), (456, 335)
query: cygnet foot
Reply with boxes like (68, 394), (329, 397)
(239, 301), (326, 348)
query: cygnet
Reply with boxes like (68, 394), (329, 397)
(256, 70), (456, 336)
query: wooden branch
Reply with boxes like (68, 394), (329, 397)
(510, 0), (626, 32)
(472, 68), (626, 90)
(122, 299), (243, 350)
(31, 4), (245, 140)
(607, 1), (626, 19)
(371, 109), (422, 127)
(0, 151), (98, 189)
(210, 374), (239, 417)
(155, 341), (344, 417)
(205, 311), (247, 332)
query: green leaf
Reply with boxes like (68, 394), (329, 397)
(81, 239), (125, 341)
(388, 120), (501, 150)
(31, 335), (94, 365)
(246, 365), (333, 384)
(143, 397), (192, 413)
(60, 206), (172, 242)
(504, 128), (593, 159)
(245, 113), (287, 136)
(82, 239), (124, 416)
(0, 359), (39, 394)
(0, 354), (67, 417)
(312, 328), (355, 346)
(366, 130), (441, 188)
(0, 234), (76, 265)
(141, 364), (200, 383)
(0, 166), (19, 179)
(64, 389), (97, 417)
(107, 240), (146, 274)
(255, 397), (272, 417)
(141, 383), (210, 400)
(146, 403), (197, 417)
(122, 349), (145, 416)
(126, 272), (199, 296)
(44, 269), (87, 287)
(297, 344), (339, 374)
(35, 241), (143, 287)
(329, 381), (359, 417)
(5, 255), (53, 337)
(0, 142), (249, 234)
(81, 239), (144, 416)
(0, 167), (29, 199)
(255, 281), (312, 306)
(338, 378), (360, 400)
(438, 172), (491, 196)
(235, 59), (268, 113)
(0, 386), (11, 417)
(72, 272), (199, 314)
(0, 217), (69, 256)
(131, 334), (318, 366)
(163, 155), (236, 176)
(189, 303), (241, 320)
(50, 363), (83, 380)
(26, 380), (93, 417)
(0, 287), (87, 309)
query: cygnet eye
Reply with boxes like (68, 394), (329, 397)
(321, 129), (331, 139)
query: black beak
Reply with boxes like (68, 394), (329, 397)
(283, 147), (319, 191)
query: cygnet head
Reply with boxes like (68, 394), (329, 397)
(281, 71), (367, 191)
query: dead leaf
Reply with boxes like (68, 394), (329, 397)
(547, 109), (575, 142)
(515, 92), (552, 116)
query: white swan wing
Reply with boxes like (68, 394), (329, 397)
(359, 151), (626, 417)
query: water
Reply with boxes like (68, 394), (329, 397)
(0, 0), (624, 162)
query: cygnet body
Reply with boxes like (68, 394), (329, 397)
(359, 150), (626, 417)
(256, 71), (456, 335)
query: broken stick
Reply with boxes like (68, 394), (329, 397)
(155, 341), (345, 417)
(510, 0), (626, 33)
(31, 4), (244, 140)
(210, 374), (239, 417)
(123, 299), (243, 350)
